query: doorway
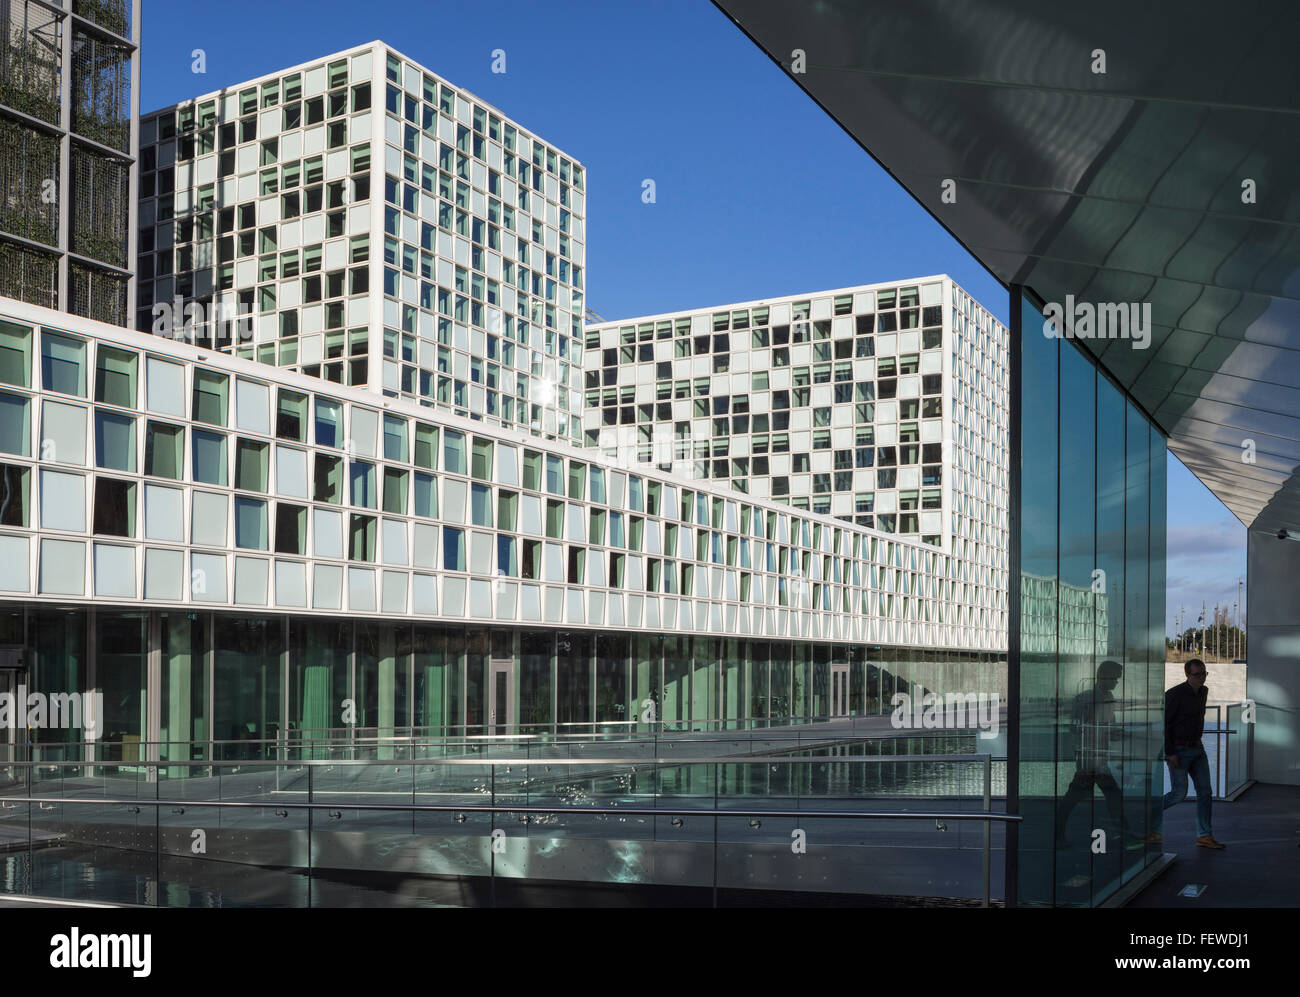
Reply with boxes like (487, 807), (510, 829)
(0, 667), (20, 778)
(830, 663), (850, 718)
(489, 659), (515, 736)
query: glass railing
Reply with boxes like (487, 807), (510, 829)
(0, 715), (1008, 770)
(0, 754), (1016, 908)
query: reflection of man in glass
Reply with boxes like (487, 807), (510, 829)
(1148, 658), (1224, 849)
(1055, 660), (1124, 847)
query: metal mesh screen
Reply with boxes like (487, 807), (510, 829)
(0, 237), (56, 308)
(69, 260), (127, 325)
(73, 0), (132, 39)
(71, 29), (129, 152)
(0, 0), (61, 124)
(70, 145), (127, 266)
(0, 115), (57, 245)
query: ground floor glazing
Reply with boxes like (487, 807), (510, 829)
(0, 606), (1005, 756)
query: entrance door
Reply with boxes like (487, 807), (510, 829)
(0, 669), (18, 778)
(489, 659), (515, 736)
(830, 663), (850, 718)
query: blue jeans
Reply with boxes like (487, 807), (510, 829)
(1159, 745), (1213, 837)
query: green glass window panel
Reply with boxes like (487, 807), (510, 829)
(234, 497), (269, 549)
(610, 512), (627, 549)
(443, 430), (466, 474)
(545, 499), (563, 538)
(471, 436), (493, 480)
(383, 416), (407, 461)
(545, 455), (563, 494)
(192, 370), (229, 425)
(497, 490), (517, 531)
(235, 439), (269, 491)
(0, 392), (30, 456)
(413, 472), (437, 517)
(192, 429), (227, 485)
(277, 389), (307, 441)
(383, 469), (408, 514)
(94, 410), (135, 472)
(567, 461), (585, 500)
(443, 527), (465, 571)
(94, 346), (137, 408)
(350, 461), (377, 508)
(522, 450), (540, 490)
(145, 422), (183, 479)
(414, 423), (437, 469)
(589, 466), (605, 504)
(315, 398), (341, 447)
(588, 508), (605, 545)
(42, 333), (86, 396)
(471, 484), (491, 526)
(349, 514), (376, 561)
(0, 321), (32, 388)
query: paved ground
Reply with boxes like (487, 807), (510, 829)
(1130, 782), (1299, 907)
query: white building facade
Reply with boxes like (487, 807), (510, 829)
(136, 42), (587, 447)
(582, 277), (1009, 641)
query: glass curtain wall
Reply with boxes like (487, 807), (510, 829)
(7, 608), (1011, 754)
(213, 616), (284, 758)
(519, 630), (553, 729)
(159, 612), (208, 767)
(413, 625), (448, 732)
(555, 631), (591, 729)
(631, 634), (657, 730)
(287, 619), (345, 755)
(1014, 289), (1167, 907)
(595, 633), (628, 725)
(96, 613), (146, 764)
(356, 621), (408, 755)
(29, 609), (87, 751)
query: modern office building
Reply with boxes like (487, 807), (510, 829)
(0, 296), (1004, 750)
(581, 277), (1009, 643)
(135, 42), (587, 447)
(0, 0), (139, 325)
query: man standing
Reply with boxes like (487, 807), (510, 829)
(1149, 659), (1224, 849)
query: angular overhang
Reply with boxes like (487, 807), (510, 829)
(714, 0), (1300, 533)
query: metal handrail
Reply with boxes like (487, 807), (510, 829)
(0, 796), (1020, 820)
(1, 752), (1003, 767)
(3, 732), (1006, 746)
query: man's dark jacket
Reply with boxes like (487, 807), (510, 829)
(1164, 681), (1207, 757)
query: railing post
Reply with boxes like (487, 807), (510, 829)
(307, 764), (313, 907)
(982, 754), (991, 907)
(1221, 705), (1229, 800)
(490, 763), (496, 909)
(712, 760), (719, 909)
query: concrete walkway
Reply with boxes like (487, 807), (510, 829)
(1129, 782), (1299, 907)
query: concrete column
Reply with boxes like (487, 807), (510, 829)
(1245, 531), (1300, 785)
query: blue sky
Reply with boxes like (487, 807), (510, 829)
(141, 0), (1246, 635)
